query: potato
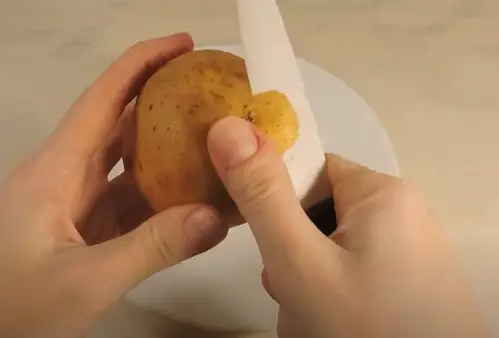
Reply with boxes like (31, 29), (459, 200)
(134, 49), (299, 222)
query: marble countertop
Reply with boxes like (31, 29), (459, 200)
(1, 0), (498, 337)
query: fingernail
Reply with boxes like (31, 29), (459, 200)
(184, 207), (222, 241)
(208, 117), (258, 168)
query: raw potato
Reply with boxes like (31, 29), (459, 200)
(134, 49), (299, 222)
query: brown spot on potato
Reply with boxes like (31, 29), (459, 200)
(209, 90), (225, 100)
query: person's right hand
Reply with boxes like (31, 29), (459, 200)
(207, 117), (490, 338)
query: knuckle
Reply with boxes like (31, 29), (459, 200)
(384, 179), (426, 213)
(240, 169), (280, 205)
(387, 179), (420, 200)
(231, 154), (288, 207)
(128, 40), (149, 55)
(141, 220), (176, 268)
(123, 40), (155, 63)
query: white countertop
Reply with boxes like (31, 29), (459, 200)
(1, 0), (498, 337)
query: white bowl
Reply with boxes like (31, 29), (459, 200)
(107, 44), (399, 333)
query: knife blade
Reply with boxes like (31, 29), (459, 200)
(236, 0), (327, 209)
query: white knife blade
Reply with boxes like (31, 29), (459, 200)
(236, 0), (327, 208)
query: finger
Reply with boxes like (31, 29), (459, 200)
(261, 268), (278, 302)
(121, 102), (137, 172)
(77, 171), (153, 245)
(51, 33), (194, 159)
(79, 205), (228, 304)
(105, 171), (153, 236)
(101, 101), (136, 174)
(325, 153), (397, 220)
(208, 117), (334, 265)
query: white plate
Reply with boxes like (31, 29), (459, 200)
(107, 44), (399, 334)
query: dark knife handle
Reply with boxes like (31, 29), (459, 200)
(305, 197), (337, 236)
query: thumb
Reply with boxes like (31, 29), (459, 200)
(207, 117), (332, 265)
(80, 205), (227, 302)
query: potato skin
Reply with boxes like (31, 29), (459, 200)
(134, 50), (298, 222)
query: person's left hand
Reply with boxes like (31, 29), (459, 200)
(0, 33), (228, 338)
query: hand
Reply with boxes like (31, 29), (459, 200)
(0, 34), (228, 338)
(207, 117), (490, 338)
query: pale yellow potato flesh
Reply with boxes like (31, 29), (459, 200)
(244, 90), (299, 154)
(134, 49), (299, 222)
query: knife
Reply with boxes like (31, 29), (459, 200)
(236, 0), (336, 234)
